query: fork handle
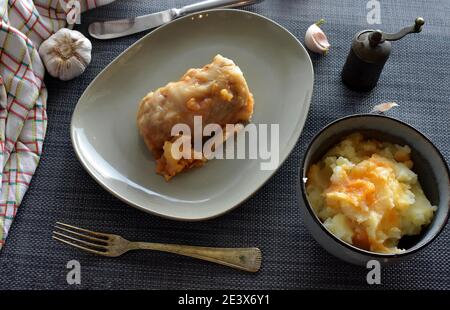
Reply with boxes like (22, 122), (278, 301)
(130, 242), (261, 272)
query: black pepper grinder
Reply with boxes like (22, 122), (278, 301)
(341, 17), (425, 91)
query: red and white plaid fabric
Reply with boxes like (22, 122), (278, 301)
(0, 0), (115, 250)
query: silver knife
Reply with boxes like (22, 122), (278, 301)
(88, 0), (264, 40)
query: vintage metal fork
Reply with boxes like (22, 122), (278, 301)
(52, 222), (261, 272)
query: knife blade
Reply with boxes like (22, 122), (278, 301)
(88, 9), (175, 40)
(88, 0), (263, 40)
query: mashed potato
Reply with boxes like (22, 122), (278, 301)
(306, 133), (436, 254)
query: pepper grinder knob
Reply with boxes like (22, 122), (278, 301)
(415, 17), (425, 30)
(369, 30), (383, 47)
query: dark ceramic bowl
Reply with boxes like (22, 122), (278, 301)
(298, 114), (450, 265)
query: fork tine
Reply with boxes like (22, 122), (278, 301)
(54, 225), (108, 244)
(53, 231), (109, 251)
(55, 222), (110, 239)
(52, 235), (108, 256)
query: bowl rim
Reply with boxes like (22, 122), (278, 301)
(298, 113), (450, 258)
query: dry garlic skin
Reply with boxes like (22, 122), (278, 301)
(306, 133), (436, 254)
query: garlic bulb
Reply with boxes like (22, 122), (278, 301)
(305, 19), (330, 55)
(39, 28), (92, 81)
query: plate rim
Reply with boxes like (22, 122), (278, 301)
(70, 8), (315, 221)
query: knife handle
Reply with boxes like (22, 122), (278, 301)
(177, 0), (263, 17)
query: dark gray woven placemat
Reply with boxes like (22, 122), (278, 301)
(0, 0), (449, 289)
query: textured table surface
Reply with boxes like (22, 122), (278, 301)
(0, 0), (449, 289)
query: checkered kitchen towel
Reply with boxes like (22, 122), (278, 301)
(0, 0), (115, 250)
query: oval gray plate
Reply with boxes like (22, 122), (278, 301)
(71, 9), (314, 221)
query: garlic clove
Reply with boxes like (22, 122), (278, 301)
(305, 19), (331, 55)
(39, 28), (92, 81)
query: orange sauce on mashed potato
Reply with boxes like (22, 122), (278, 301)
(306, 133), (436, 254)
